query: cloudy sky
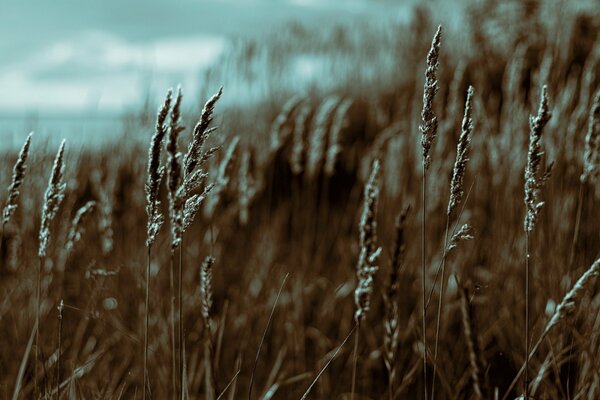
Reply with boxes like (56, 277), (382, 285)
(0, 0), (405, 116)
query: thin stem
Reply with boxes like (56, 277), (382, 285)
(300, 323), (357, 400)
(421, 168), (428, 400)
(425, 179), (476, 310)
(170, 251), (177, 399)
(525, 232), (530, 399)
(502, 330), (547, 400)
(568, 182), (584, 269)
(57, 300), (63, 400)
(0, 222), (6, 259)
(179, 241), (184, 400)
(35, 255), (43, 399)
(350, 322), (360, 400)
(248, 273), (289, 400)
(431, 216), (450, 400)
(143, 245), (151, 400)
(565, 182), (583, 395)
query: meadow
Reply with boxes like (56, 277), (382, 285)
(1, 2), (599, 399)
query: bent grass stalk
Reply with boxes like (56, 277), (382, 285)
(419, 25), (442, 399)
(431, 86), (474, 399)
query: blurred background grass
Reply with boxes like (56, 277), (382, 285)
(1, 0), (599, 399)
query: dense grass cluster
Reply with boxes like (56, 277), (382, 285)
(1, 2), (599, 399)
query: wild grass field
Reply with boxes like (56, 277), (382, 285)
(1, 1), (599, 399)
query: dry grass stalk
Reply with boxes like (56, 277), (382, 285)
(352, 159), (381, 400)
(523, 85), (552, 399)
(90, 170), (115, 257)
(324, 98), (353, 176)
(420, 25), (442, 172)
(270, 95), (302, 152)
(204, 136), (240, 218)
(38, 140), (67, 258)
(459, 285), (483, 400)
(420, 27), (442, 400)
(384, 206), (410, 398)
(524, 86), (553, 233)
(354, 159), (381, 324)
(166, 86), (185, 251)
(64, 201), (96, 256)
(143, 88), (173, 400)
(432, 86), (475, 399)
(200, 256), (217, 400)
(447, 86), (474, 216)
(290, 100), (311, 175)
(503, 258), (600, 400)
(306, 95), (340, 178)
(184, 87), (223, 177)
(581, 91), (600, 184)
(545, 259), (600, 332)
(56, 299), (64, 400)
(2, 132), (33, 227)
(238, 148), (255, 225)
(35, 139), (67, 398)
(447, 224), (474, 252)
(145, 88), (172, 248)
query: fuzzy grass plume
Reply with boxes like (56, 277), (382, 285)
(2, 132), (33, 227)
(524, 85), (552, 233)
(581, 91), (600, 184)
(145, 88), (173, 248)
(64, 201), (96, 255)
(38, 140), (67, 258)
(200, 256), (217, 400)
(420, 25), (442, 172)
(459, 285), (483, 400)
(447, 86), (474, 216)
(384, 206), (410, 397)
(354, 159), (381, 324)
(184, 87), (223, 177)
(306, 96), (340, 178)
(325, 98), (353, 176)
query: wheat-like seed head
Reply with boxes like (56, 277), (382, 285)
(354, 159), (381, 324)
(448, 86), (474, 216)
(145, 89), (172, 247)
(383, 205), (410, 384)
(420, 25), (442, 171)
(166, 86), (186, 251)
(524, 85), (552, 233)
(64, 201), (96, 255)
(459, 285), (483, 400)
(448, 224), (474, 252)
(581, 91), (600, 184)
(324, 98), (353, 176)
(184, 87), (223, 177)
(91, 169), (115, 256)
(545, 258), (600, 332)
(38, 139), (67, 258)
(2, 132), (33, 227)
(200, 256), (215, 327)
(204, 136), (240, 218)
(270, 95), (302, 152)
(306, 95), (340, 178)
(182, 183), (215, 231)
(238, 148), (255, 225)
(290, 100), (312, 175)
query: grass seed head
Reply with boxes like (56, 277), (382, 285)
(448, 86), (474, 216)
(38, 139), (67, 258)
(2, 132), (33, 226)
(524, 85), (552, 233)
(420, 25), (442, 171)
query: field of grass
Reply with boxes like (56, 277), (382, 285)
(1, 1), (599, 399)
